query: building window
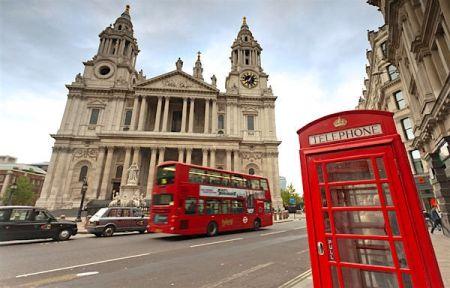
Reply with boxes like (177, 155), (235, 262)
(394, 91), (406, 110)
(115, 165), (123, 179)
(410, 150), (424, 174)
(387, 64), (399, 81)
(79, 165), (88, 182)
(401, 118), (414, 140)
(218, 115), (224, 130)
(89, 109), (100, 125)
(124, 110), (132, 126)
(248, 168), (255, 175)
(247, 115), (255, 131)
(380, 41), (387, 58)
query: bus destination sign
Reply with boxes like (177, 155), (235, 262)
(308, 124), (383, 145)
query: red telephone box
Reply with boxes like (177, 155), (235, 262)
(297, 111), (443, 288)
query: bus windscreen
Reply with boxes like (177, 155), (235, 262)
(157, 165), (176, 185)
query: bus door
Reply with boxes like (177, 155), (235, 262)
(307, 145), (427, 287)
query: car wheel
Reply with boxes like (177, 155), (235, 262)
(206, 222), (218, 237)
(94, 233), (102, 237)
(103, 226), (115, 237)
(138, 230), (146, 234)
(55, 229), (71, 241)
(253, 219), (261, 231)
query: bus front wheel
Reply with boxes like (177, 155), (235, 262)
(207, 222), (218, 237)
(253, 219), (261, 231)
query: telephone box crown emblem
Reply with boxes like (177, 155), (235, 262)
(333, 117), (348, 128)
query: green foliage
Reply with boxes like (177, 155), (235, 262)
(280, 183), (303, 207)
(2, 176), (36, 206)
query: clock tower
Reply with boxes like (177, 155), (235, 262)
(225, 17), (270, 96)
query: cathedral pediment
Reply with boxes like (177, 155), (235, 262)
(136, 70), (218, 93)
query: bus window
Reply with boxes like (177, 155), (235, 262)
(221, 200), (231, 214)
(185, 198), (196, 214)
(231, 175), (246, 188)
(231, 200), (243, 214)
(260, 179), (268, 190)
(157, 165), (176, 185)
(251, 179), (261, 190)
(153, 194), (173, 205)
(206, 200), (219, 215)
(198, 199), (204, 214)
(209, 171), (221, 185)
(221, 173), (230, 186)
(189, 168), (204, 184)
(264, 202), (271, 213)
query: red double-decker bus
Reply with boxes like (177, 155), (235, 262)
(148, 161), (273, 236)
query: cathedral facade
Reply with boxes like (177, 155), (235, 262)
(36, 6), (282, 210)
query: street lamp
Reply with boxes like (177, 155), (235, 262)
(7, 181), (17, 206)
(76, 177), (88, 222)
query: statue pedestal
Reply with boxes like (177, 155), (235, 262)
(109, 185), (144, 207)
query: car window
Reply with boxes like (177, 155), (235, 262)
(132, 209), (142, 217)
(122, 209), (131, 217)
(93, 207), (108, 217)
(0, 210), (7, 222)
(9, 209), (31, 221)
(33, 210), (49, 221)
(108, 209), (121, 217)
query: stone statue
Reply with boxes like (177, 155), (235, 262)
(127, 163), (139, 185)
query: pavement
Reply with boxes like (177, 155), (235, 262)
(286, 231), (450, 288)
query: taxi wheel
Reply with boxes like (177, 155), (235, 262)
(94, 233), (102, 237)
(138, 230), (146, 234)
(253, 219), (261, 231)
(103, 226), (115, 237)
(206, 222), (218, 237)
(55, 229), (71, 241)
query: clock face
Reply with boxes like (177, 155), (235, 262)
(240, 71), (259, 88)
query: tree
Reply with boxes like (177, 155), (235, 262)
(2, 176), (36, 206)
(280, 183), (303, 207)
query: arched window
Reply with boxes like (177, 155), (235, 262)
(248, 168), (255, 175)
(115, 165), (123, 179)
(79, 165), (88, 182)
(118, 25), (122, 30)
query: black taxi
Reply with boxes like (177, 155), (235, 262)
(0, 206), (78, 242)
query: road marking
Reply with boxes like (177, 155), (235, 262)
(189, 238), (243, 248)
(200, 262), (274, 288)
(293, 226), (307, 230)
(76, 271), (99, 277)
(16, 253), (151, 278)
(296, 249), (309, 254)
(278, 269), (312, 288)
(260, 230), (287, 236)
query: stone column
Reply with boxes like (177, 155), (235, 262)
(435, 36), (450, 73)
(158, 147), (165, 164)
(226, 149), (232, 170)
(130, 96), (140, 131)
(233, 103), (239, 136)
(99, 146), (114, 199)
(0, 171), (11, 198)
(91, 146), (106, 199)
(121, 147), (132, 185)
(66, 96), (80, 133)
(146, 148), (158, 197)
(226, 103), (232, 135)
(154, 96), (163, 132)
(204, 99), (210, 133)
(423, 54), (443, 97)
(202, 149), (208, 166)
(47, 148), (71, 209)
(438, 0), (450, 34)
(212, 100), (218, 133)
(59, 96), (73, 132)
(36, 148), (59, 204)
(137, 96), (148, 131)
(188, 98), (195, 133)
(181, 98), (188, 133)
(113, 98), (125, 131)
(233, 150), (240, 172)
(178, 148), (185, 162)
(186, 148), (193, 164)
(161, 97), (170, 132)
(210, 149), (216, 168)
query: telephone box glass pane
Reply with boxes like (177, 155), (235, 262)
(395, 241), (408, 268)
(330, 265), (339, 288)
(323, 212), (331, 233)
(376, 158), (387, 179)
(388, 211), (400, 236)
(337, 238), (394, 267)
(341, 267), (399, 288)
(326, 159), (374, 182)
(382, 183), (393, 206)
(334, 211), (387, 235)
(321, 187), (328, 207)
(317, 165), (324, 183)
(402, 273), (413, 287)
(330, 184), (380, 206)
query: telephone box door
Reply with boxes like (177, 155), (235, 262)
(307, 145), (427, 288)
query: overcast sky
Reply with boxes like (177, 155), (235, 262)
(0, 0), (383, 194)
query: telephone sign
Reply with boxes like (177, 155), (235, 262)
(297, 111), (443, 288)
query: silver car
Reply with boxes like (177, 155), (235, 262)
(86, 207), (148, 237)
